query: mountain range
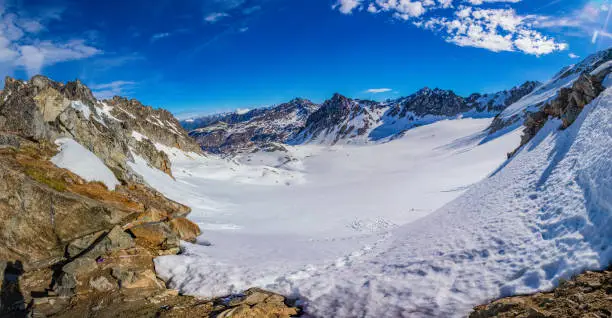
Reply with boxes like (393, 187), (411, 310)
(0, 48), (610, 317)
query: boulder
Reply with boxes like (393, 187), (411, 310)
(168, 217), (201, 243)
(129, 222), (179, 250)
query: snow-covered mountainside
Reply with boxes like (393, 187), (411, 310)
(141, 50), (612, 317)
(293, 81), (539, 144)
(187, 98), (318, 154)
(182, 81), (539, 153)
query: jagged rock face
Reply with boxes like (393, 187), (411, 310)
(490, 48), (612, 135)
(0, 139), (190, 271)
(400, 88), (470, 117)
(293, 93), (379, 144)
(106, 96), (201, 153)
(508, 58), (610, 157)
(188, 98), (318, 154)
(0, 75), (201, 181)
(467, 81), (541, 113)
(0, 136), (209, 317)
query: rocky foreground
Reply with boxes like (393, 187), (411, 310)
(0, 76), (299, 317)
(471, 269), (612, 317)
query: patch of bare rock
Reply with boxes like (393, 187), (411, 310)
(471, 269), (612, 318)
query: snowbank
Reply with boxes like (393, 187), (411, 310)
(51, 138), (120, 190)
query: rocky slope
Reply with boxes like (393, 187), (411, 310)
(0, 76), (298, 317)
(0, 76), (201, 182)
(489, 48), (612, 134)
(471, 269), (612, 317)
(183, 81), (539, 154)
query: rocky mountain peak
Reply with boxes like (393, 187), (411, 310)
(0, 75), (201, 182)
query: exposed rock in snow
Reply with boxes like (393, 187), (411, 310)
(489, 48), (612, 134)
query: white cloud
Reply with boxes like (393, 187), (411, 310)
(0, 6), (100, 77)
(90, 81), (137, 99)
(374, 0), (426, 19)
(424, 7), (567, 55)
(205, 12), (230, 23)
(438, 0), (454, 8)
(366, 88), (393, 93)
(332, 1), (568, 56)
(568, 53), (580, 59)
(333, 0), (363, 14)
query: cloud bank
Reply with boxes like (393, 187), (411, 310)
(332, 0), (570, 56)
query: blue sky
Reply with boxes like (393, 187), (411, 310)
(1, 0), (610, 116)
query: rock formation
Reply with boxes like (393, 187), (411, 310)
(471, 269), (612, 318)
(0, 76), (299, 317)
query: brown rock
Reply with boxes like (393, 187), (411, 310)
(168, 217), (201, 243)
(129, 222), (179, 250)
(471, 269), (612, 318)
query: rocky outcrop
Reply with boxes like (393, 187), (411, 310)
(0, 132), (296, 318)
(467, 81), (541, 113)
(0, 76), (202, 183)
(471, 269), (612, 318)
(509, 62), (610, 157)
(0, 75), (296, 317)
(490, 48), (612, 135)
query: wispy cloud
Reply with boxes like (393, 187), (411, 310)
(332, 0), (568, 56)
(151, 32), (171, 42)
(366, 88), (393, 93)
(568, 53), (580, 59)
(205, 12), (230, 23)
(532, 1), (612, 47)
(90, 80), (137, 99)
(0, 2), (100, 76)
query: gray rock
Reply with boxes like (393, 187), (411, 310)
(89, 276), (115, 292)
(62, 257), (97, 276)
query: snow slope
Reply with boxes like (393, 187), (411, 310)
(51, 138), (120, 190)
(129, 117), (518, 310)
(156, 88), (612, 317)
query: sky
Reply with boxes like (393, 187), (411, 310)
(0, 0), (610, 117)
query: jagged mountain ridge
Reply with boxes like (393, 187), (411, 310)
(188, 98), (319, 154)
(183, 81), (540, 153)
(0, 75), (202, 182)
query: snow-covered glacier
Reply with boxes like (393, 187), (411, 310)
(143, 86), (612, 316)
